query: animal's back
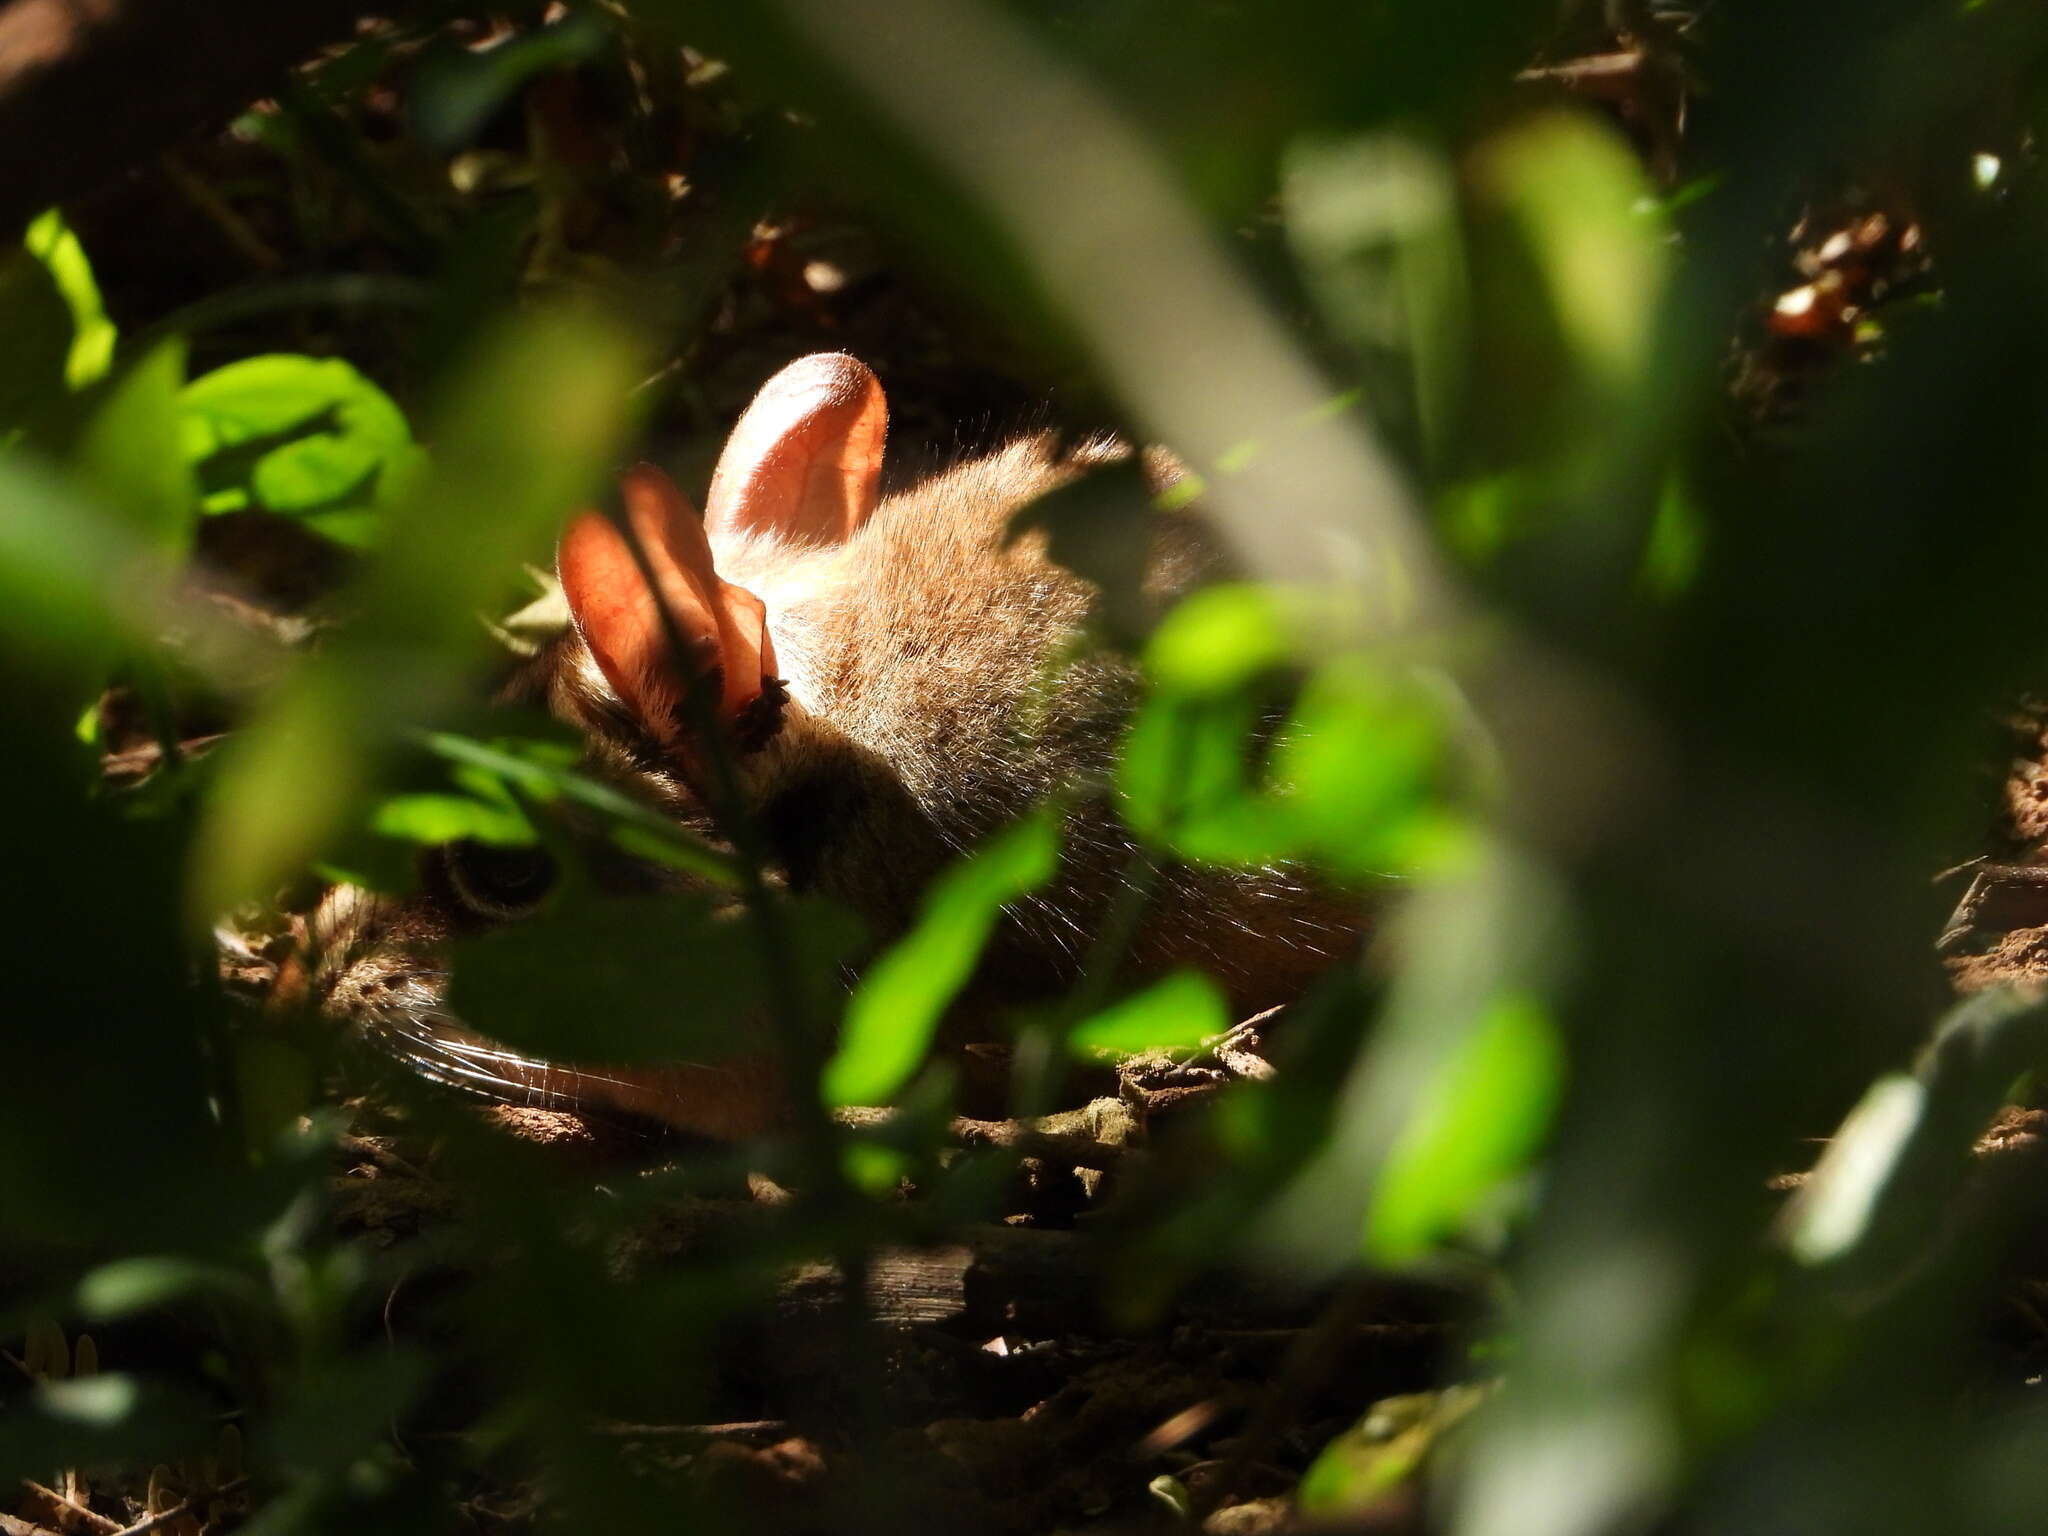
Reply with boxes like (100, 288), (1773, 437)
(265, 356), (1363, 1138)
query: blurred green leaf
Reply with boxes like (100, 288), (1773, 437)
(0, 243), (79, 431)
(825, 810), (1060, 1108)
(181, 354), (423, 544)
(448, 894), (761, 1062)
(1119, 689), (1298, 863)
(1641, 469), (1706, 598)
(1147, 1474), (1193, 1519)
(417, 729), (741, 885)
(1365, 990), (1562, 1264)
(1286, 130), (1467, 462)
(0, 453), (191, 695)
(1124, 639), (1470, 875)
(0, 1375), (213, 1481)
(72, 340), (194, 553)
(75, 1257), (265, 1320)
(843, 1139), (911, 1195)
(1278, 656), (1468, 878)
(190, 306), (641, 918)
(1474, 112), (1667, 395)
(234, 1034), (320, 1155)
(1144, 583), (1296, 697)
(1069, 969), (1230, 1056)
(371, 791), (535, 846)
(268, 1349), (426, 1481)
(1298, 1384), (1491, 1515)
(411, 8), (612, 151)
(195, 669), (375, 922)
(24, 208), (116, 389)
(1006, 457), (1159, 645)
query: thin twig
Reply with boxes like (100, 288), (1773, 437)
(158, 152), (283, 271)
(20, 1481), (120, 1535)
(1516, 50), (1648, 94)
(593, 1419), (790, 1442)
(111, 1478), (248, 1536)
(1172, 1006), (1285, 1072)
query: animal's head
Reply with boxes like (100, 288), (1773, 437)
(555, 352), (888, 789)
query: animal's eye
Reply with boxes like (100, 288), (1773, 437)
(443, 840), (559, 920)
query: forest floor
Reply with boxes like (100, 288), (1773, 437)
(28, 12), (2048, 1536)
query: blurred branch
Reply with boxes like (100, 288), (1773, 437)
(1780, 986), (2048, 1288)
(0, 0), (418, 236)
(679, 0), (1445, 606)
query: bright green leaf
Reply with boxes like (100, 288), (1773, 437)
(1365, 991), (1562, 1264)
(180, 353), (423, 542)
(1069, 969), (1230, 1057)
(0, 242), (81, 431)
(24, 208), (116, 388)
(1298, 1385), (1492, 1515)
(416, 729), (741, 886)
(72, 340), (193, 553)
(1476, 114), (1667, 392)
(1117, 690), (1273, 853)
(190, 307), (641, 917)
(371, 792), (535, 846)
(1278, 657), (1460, 877)
(1144, 583), (1294, 696)
(843, 1140), (911, 1195)
(825, 810), (1060, 1108)
(76, 1258), (263, 1320)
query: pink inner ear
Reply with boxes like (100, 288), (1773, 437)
(704, 353), (887, 549)
(558, 465), (778, 742)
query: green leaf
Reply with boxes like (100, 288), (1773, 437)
(1144, 583), (1295, 697)
(410, 8), (612, 151)
(843, 1140), (911, 1195)
(72, 339), (193, 553)
(371, 792), (535, 846)
(1117, 690), (1275, 856)
(0, 1375), (212, 1481)
(1474, 113), (1666, 393)
(190, 307), (641, 917)
(1277, 657), (1464, 877)
(0, 454), (181, 692)
(193, 667), (376, 921)
(0, 240), (81, 431)
(1364, 991), (1562, 1264)
(1641, 469), (1706, 598)
(1069, 969), (1230, 1057)
(24, 208), (116, 389)
(825, 810), (1060, 1108)
(75, 1257), (264, 1319)
(1005, 457), (1158, 645)
(233, 1034), (318, 1154)
(1297, 1385), (1491, 1515)
(415, 728), (741, 886)
(180, 353), (423, 542)
(1285, 131), (1467, 463)
(447, 894), (761, 1062)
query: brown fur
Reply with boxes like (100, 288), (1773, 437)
(291, 406), (1363, 1141)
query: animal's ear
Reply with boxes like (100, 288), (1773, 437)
(558, 464), (779, 747)
(704, 353), (887, 549)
